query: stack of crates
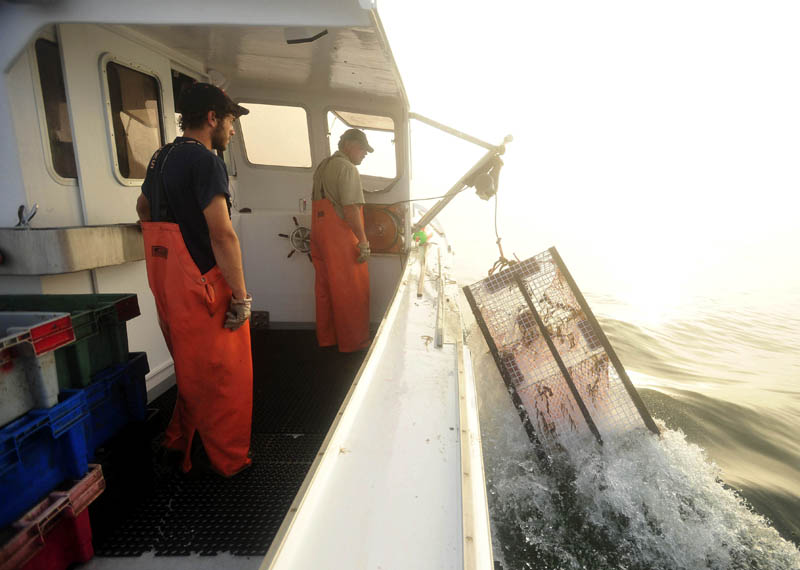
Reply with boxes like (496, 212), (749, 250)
(0, 294), (148, 570)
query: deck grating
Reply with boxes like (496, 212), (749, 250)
(91, 330), (364, 557)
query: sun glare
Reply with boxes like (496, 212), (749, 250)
(381, 0), (800, 318)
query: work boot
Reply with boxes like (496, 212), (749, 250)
(190, 435), (253, 478)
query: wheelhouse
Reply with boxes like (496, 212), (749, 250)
(0, 2), (411, 381)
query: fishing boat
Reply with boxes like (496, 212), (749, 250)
(0, 1), (503, 567)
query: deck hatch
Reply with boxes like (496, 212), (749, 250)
(464, 247), (659, 453)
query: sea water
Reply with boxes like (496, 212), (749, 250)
(464, 288), (800, 569)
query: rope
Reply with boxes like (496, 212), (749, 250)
(488, 192), (519, 276)
(391, 186), (517, 276)
(389, 192), (453, 206)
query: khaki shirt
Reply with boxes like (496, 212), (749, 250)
(311, 151), (365, 219)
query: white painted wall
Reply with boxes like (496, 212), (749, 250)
(41, 271), (94, 294)
(0, 64), (27, 233)
(59, 23), (178, 226)
(0, 276), (42, 294)
(238, 210), (317, 323)
(4, 39), (84, 229)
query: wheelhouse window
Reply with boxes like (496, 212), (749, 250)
(106, 61), (164, 180)
(239, 103), (312, 168)
(34, 39), (77, 179)
(327, 110), (396, 179)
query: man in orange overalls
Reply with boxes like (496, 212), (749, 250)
(311, 129), (373, 353)
(136, 83), (252, 477)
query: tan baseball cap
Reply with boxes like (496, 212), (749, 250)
(339, 128), (374, 153)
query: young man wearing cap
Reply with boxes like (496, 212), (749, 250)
(135, 83), (253, 477)
(310, 128), (373, 353)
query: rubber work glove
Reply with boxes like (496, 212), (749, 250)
(224, 294), (252, 330)
(357, 241), (371, 263)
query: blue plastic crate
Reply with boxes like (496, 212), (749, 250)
(0, 390), (90, 528)
(66, 352), (149, 453)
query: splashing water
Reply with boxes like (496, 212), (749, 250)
(468, 327), (800, 570)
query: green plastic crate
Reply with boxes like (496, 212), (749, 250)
(0, 295), (140, 389)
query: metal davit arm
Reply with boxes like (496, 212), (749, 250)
(409, 112), (502, 151)
(408, 113), (512, 235)
(410, 147), (500, 235)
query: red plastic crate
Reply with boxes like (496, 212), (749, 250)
(0, 464), (104, 570)
(20, 509), (92, 570)
(25, 314), (75, 356)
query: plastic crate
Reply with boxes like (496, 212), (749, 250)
(63, 352), (149, 454)
(0, 391), (90, 528)
(0, 464), (104, 570)
(0, 312), (76, 429)
(0, 295), (140, 390)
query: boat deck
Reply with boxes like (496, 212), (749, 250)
(82, 330), (365, 566)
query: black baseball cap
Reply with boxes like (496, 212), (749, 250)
(339, 128), (374, 152)
(178, 82), (249, 118)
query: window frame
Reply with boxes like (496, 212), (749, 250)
(237, 100), (314, 172)
(30, 31), (78, 187)
(99, 53), (167, 186)
(324, 104), (400, 183)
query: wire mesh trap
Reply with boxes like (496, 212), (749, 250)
(464, 247), (659, 454)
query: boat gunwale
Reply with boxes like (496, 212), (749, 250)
(259, 250), (411, 569)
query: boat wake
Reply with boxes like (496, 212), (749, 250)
(487, 426), (800, 570)
(468, 329), (800, 570)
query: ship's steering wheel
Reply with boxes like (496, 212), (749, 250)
(278, 217), (312, 261)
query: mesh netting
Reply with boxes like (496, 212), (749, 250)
(465, 248), (657, 451)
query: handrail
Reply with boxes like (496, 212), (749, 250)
(435, 248), (444, 348)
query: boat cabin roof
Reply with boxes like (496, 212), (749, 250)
(1, 0), (407, 108)
(126, 25), (404, 103)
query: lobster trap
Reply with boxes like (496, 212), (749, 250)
(463, 247), (658, 453)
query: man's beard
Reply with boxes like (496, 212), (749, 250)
(211, 122), (229, 151)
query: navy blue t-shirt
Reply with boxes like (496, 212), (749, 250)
(142, 137), (231, 274)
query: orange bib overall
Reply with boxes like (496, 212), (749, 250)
(311, 198), (370, 352)
(142, 222), (252, 476)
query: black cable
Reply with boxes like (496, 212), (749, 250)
(494, 192), (500, 240)
(389, 192), (453, 207)
(489, 189), (519, 276)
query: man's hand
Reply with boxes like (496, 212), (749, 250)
(357, 241), (370, 263)
(224, 295), (252, 330)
